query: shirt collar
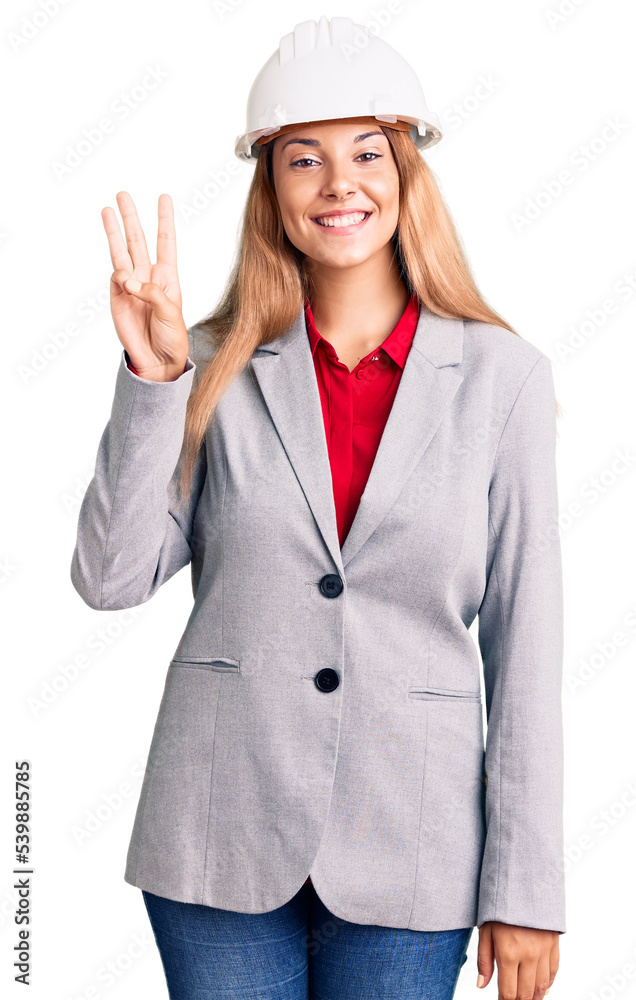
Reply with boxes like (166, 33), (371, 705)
(304, 292), (420, 370)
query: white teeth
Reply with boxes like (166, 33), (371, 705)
(315, 212), (368, 228)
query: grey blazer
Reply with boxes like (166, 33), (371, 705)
(70, 301), (566, 933)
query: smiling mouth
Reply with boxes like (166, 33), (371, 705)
(312, 212), (371, 230)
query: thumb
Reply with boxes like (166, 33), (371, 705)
(123, 276), (180, 321)
(476, 923), (495, 988)
(124, 276), (162, 305)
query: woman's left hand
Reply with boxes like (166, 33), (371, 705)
(476, 921), (560, 998)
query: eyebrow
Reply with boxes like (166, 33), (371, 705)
(279, 130), (385, 153)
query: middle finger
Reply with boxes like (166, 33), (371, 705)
(116, 190), (151, 269)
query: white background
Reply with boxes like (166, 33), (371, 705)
(2, 0), (635, 997)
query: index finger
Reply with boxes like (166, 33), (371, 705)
(496, 957), (521, 1000)
(157, 193), (177, 268)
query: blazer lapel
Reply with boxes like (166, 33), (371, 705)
(251, 307), (345, 574)
(340, 310), (464, 567)
(250, 301), (465, 572)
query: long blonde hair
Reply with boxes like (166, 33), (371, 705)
(178, 126), (555, 507)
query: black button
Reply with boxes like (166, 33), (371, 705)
(314, 668), (340, 692)
(319, 573), (343, 598)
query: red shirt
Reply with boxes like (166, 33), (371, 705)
(304, 293), (419, 547)
(127, 292), (420, 888)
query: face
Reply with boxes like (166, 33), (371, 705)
(270, 120), (401, 271)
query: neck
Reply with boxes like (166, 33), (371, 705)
(305, 243), (410, 343)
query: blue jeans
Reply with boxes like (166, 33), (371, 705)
(142, 880), (472, 999)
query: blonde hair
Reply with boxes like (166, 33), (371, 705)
(178, 126), (557, 507)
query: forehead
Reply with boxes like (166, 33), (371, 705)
(273, 122), (388, 155)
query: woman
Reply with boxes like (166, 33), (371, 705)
(71, 15), (565, 1000)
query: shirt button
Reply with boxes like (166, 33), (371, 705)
(356, 370), (365, 379)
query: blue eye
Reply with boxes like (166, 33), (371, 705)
(290, 152), (381, 168)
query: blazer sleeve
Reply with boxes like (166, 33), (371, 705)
(476, 353), (566, 934)
(70, 330), (208, 611)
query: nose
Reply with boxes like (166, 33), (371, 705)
(319, 160), (358, 201)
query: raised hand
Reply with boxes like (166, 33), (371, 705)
(102, 191), (189, 382)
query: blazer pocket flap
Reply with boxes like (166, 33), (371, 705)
(169, 656), (240, 672)
(408, 686), (481, 701)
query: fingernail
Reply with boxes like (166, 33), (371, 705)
(125, 278), (141, 293)
(477, 974), (485, 987)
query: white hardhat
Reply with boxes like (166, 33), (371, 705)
(235, 15), (443, 164)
